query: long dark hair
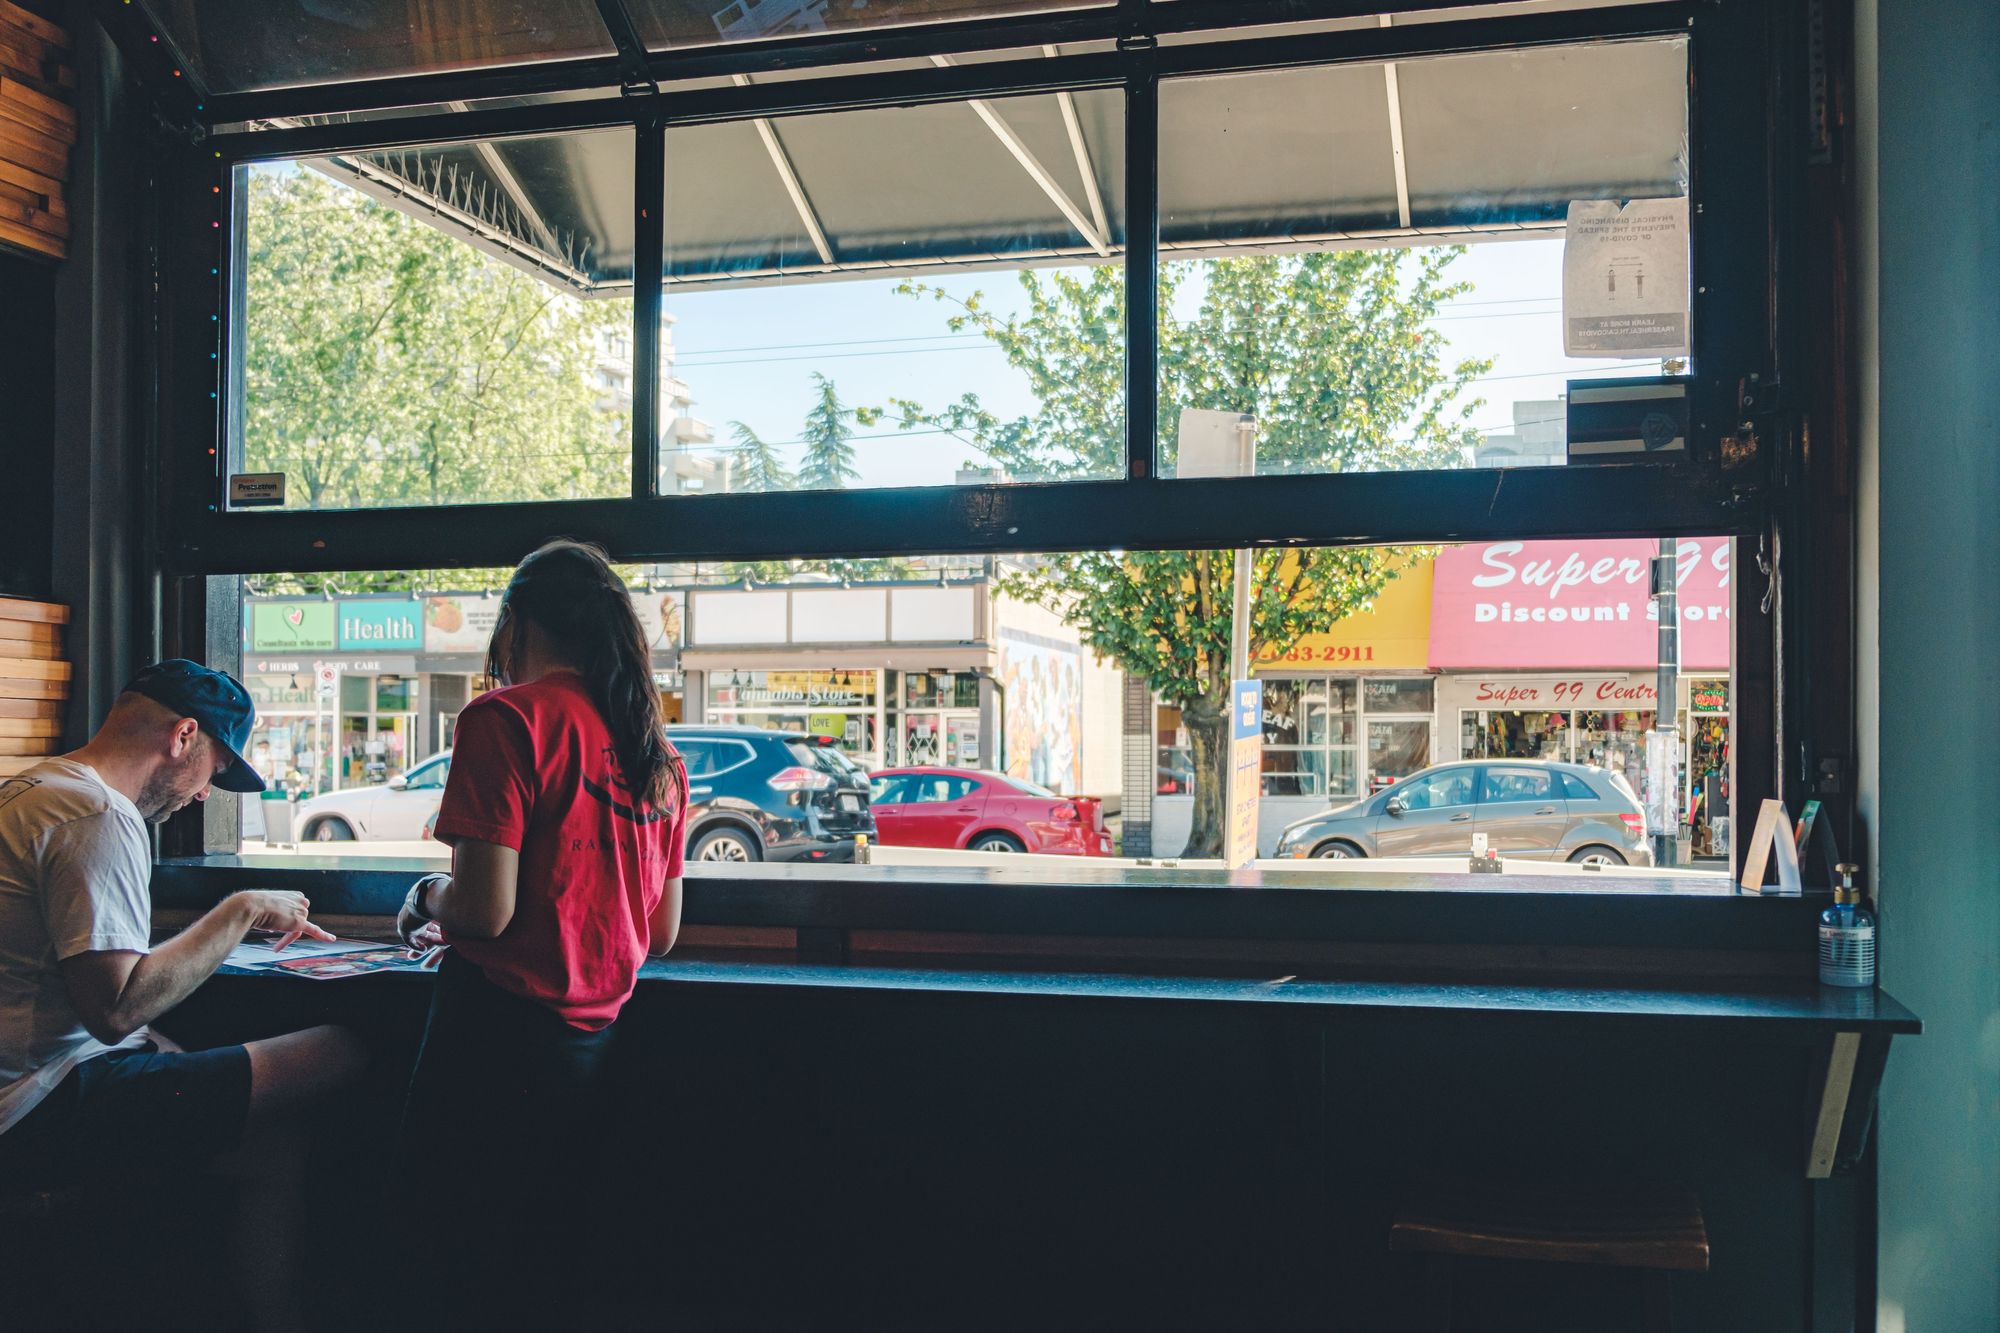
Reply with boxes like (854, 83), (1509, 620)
(487, 540), (678, 810)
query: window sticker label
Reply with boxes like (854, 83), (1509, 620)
(1562, 198), (1691, 357)
(229, 472), (287, 507)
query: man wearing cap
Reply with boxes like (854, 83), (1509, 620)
(0, 661), (366, 1277)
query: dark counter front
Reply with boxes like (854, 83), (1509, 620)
(157, 859), (1917, 1331)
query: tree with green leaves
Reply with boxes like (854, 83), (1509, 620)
(716, 389), (912, 585)
(728, 421), (797, 494)
(240, 165), (630, 525)
(796, 372), (861, 491)
(886, 250), (1490, 855)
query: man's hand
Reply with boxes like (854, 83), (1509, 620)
(230, 890), (337, 950)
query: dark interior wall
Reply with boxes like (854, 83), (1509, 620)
(0, 0), (64, 600)
(1868, 0), (2000, 1328)
(0, 256), (56, 601)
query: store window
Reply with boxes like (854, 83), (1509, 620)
(706, 669), (882, 763)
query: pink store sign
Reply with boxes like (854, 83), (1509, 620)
(1429, 538), (1731, 670)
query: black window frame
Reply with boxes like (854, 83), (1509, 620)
(140, 0), (1792, 900)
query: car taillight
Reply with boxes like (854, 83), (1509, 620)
(1050, 802), (1079, 822)
(768, 766), (834, 793)
(1619, 812), (1645, 837)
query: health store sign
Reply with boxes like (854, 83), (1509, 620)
(338, 601), (422, 652)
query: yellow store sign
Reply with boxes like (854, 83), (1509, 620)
(1253, 555), (1434, 671)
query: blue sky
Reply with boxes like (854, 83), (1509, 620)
(661, 237), (1662, 489)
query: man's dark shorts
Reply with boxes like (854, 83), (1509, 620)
(0, 1042), (252, 1190)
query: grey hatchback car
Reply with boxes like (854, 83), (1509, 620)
(1272, 760), (1653, 866)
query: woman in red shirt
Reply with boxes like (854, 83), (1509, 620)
(393, 540), (686, 1322)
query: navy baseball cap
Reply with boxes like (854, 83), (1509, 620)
(123, 659), (266, 794)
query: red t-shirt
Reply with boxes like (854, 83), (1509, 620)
(431, 672), (686, 1030)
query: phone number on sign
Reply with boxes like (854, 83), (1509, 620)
(1257, 645), (1378, 665)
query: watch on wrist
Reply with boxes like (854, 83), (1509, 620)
(405, 873), (446, 923)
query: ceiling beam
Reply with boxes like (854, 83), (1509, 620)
(931, 55), (1110, 258)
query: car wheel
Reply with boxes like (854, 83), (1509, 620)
(969, 833), (1026, 853)
(309, 817), (355, 842)
(692, 827), (760, 863)
(1568, 845), (1626, 868)
(1313, 841), (1363, 859)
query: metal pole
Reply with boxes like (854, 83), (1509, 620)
(1229, 418), (1255, 683)
(1653, 539), (1680, 867)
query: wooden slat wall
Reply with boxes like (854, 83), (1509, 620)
(0, 3), (70, 261)
(0, 596), (66, 771)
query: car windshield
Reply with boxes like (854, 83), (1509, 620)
(789, 741), (863, 781)
(1606, 771), (1643, 808)
(999, 774), (1059, 798)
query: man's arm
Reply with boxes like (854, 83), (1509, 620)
(60, 891), (333, 1046)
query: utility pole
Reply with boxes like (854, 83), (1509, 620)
(1228, 416), (1256, 685)
(1651, 539), (1680, 868)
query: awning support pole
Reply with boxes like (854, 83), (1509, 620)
(1045, 45), (1111, 247)
(1379, 16), (1414, 232)
(933, 55), (1112, 258)
(733, 75), (837, 267)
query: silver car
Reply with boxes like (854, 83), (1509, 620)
(1272, 760), (1654, 866)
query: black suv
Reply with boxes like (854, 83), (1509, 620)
(666, 726), (876, 863)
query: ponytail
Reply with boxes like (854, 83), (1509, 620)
(488, 540), (679, 810)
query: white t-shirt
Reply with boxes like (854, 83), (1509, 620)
(0, 758), (153, 1135)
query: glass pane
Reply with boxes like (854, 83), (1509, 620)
(1367, 719), (1430, 783)
(658, 90), (1125, 494)
(231, 129), (636, 512)
(1363, 678), (1434, 714)
(1325, 748), (1359, 800)
(634, 1), (1107, 49)
(1157, 37), (1690, 480)
(1259, 748), (1324, 798)
(141, 1), (613, 96)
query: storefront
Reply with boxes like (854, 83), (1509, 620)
(244, 589), (688, 794)
(1429, 537), (1734, 838)
(705, 668), (885, 760)
(1154, 556), (1438, 854)
(243, 654), (420, 796)
(681, 582), (1117, 792)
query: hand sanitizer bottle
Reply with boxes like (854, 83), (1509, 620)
(1818, 863), (1876, 988)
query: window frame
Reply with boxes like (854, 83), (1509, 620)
(150, 0), (1788, 896)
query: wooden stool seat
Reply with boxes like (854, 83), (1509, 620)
(1392, 1178), (1709, 1272)
(1392, 1179), (1708, 1333)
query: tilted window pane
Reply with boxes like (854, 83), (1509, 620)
(230, 130), (637, 513)
(140, 1), (614, 95)
(633, 1), (1108, 50)
(656, 90), (1125, 495)
(1157, 36), (1691, 481)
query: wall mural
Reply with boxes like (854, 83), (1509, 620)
(998, 629), (1084, 794)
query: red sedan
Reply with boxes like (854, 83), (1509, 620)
(868, 767), (1114, 856)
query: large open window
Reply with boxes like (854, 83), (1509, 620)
(162, 0), (1777, 906)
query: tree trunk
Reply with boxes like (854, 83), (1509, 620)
(1181, 690), (1230, 859)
